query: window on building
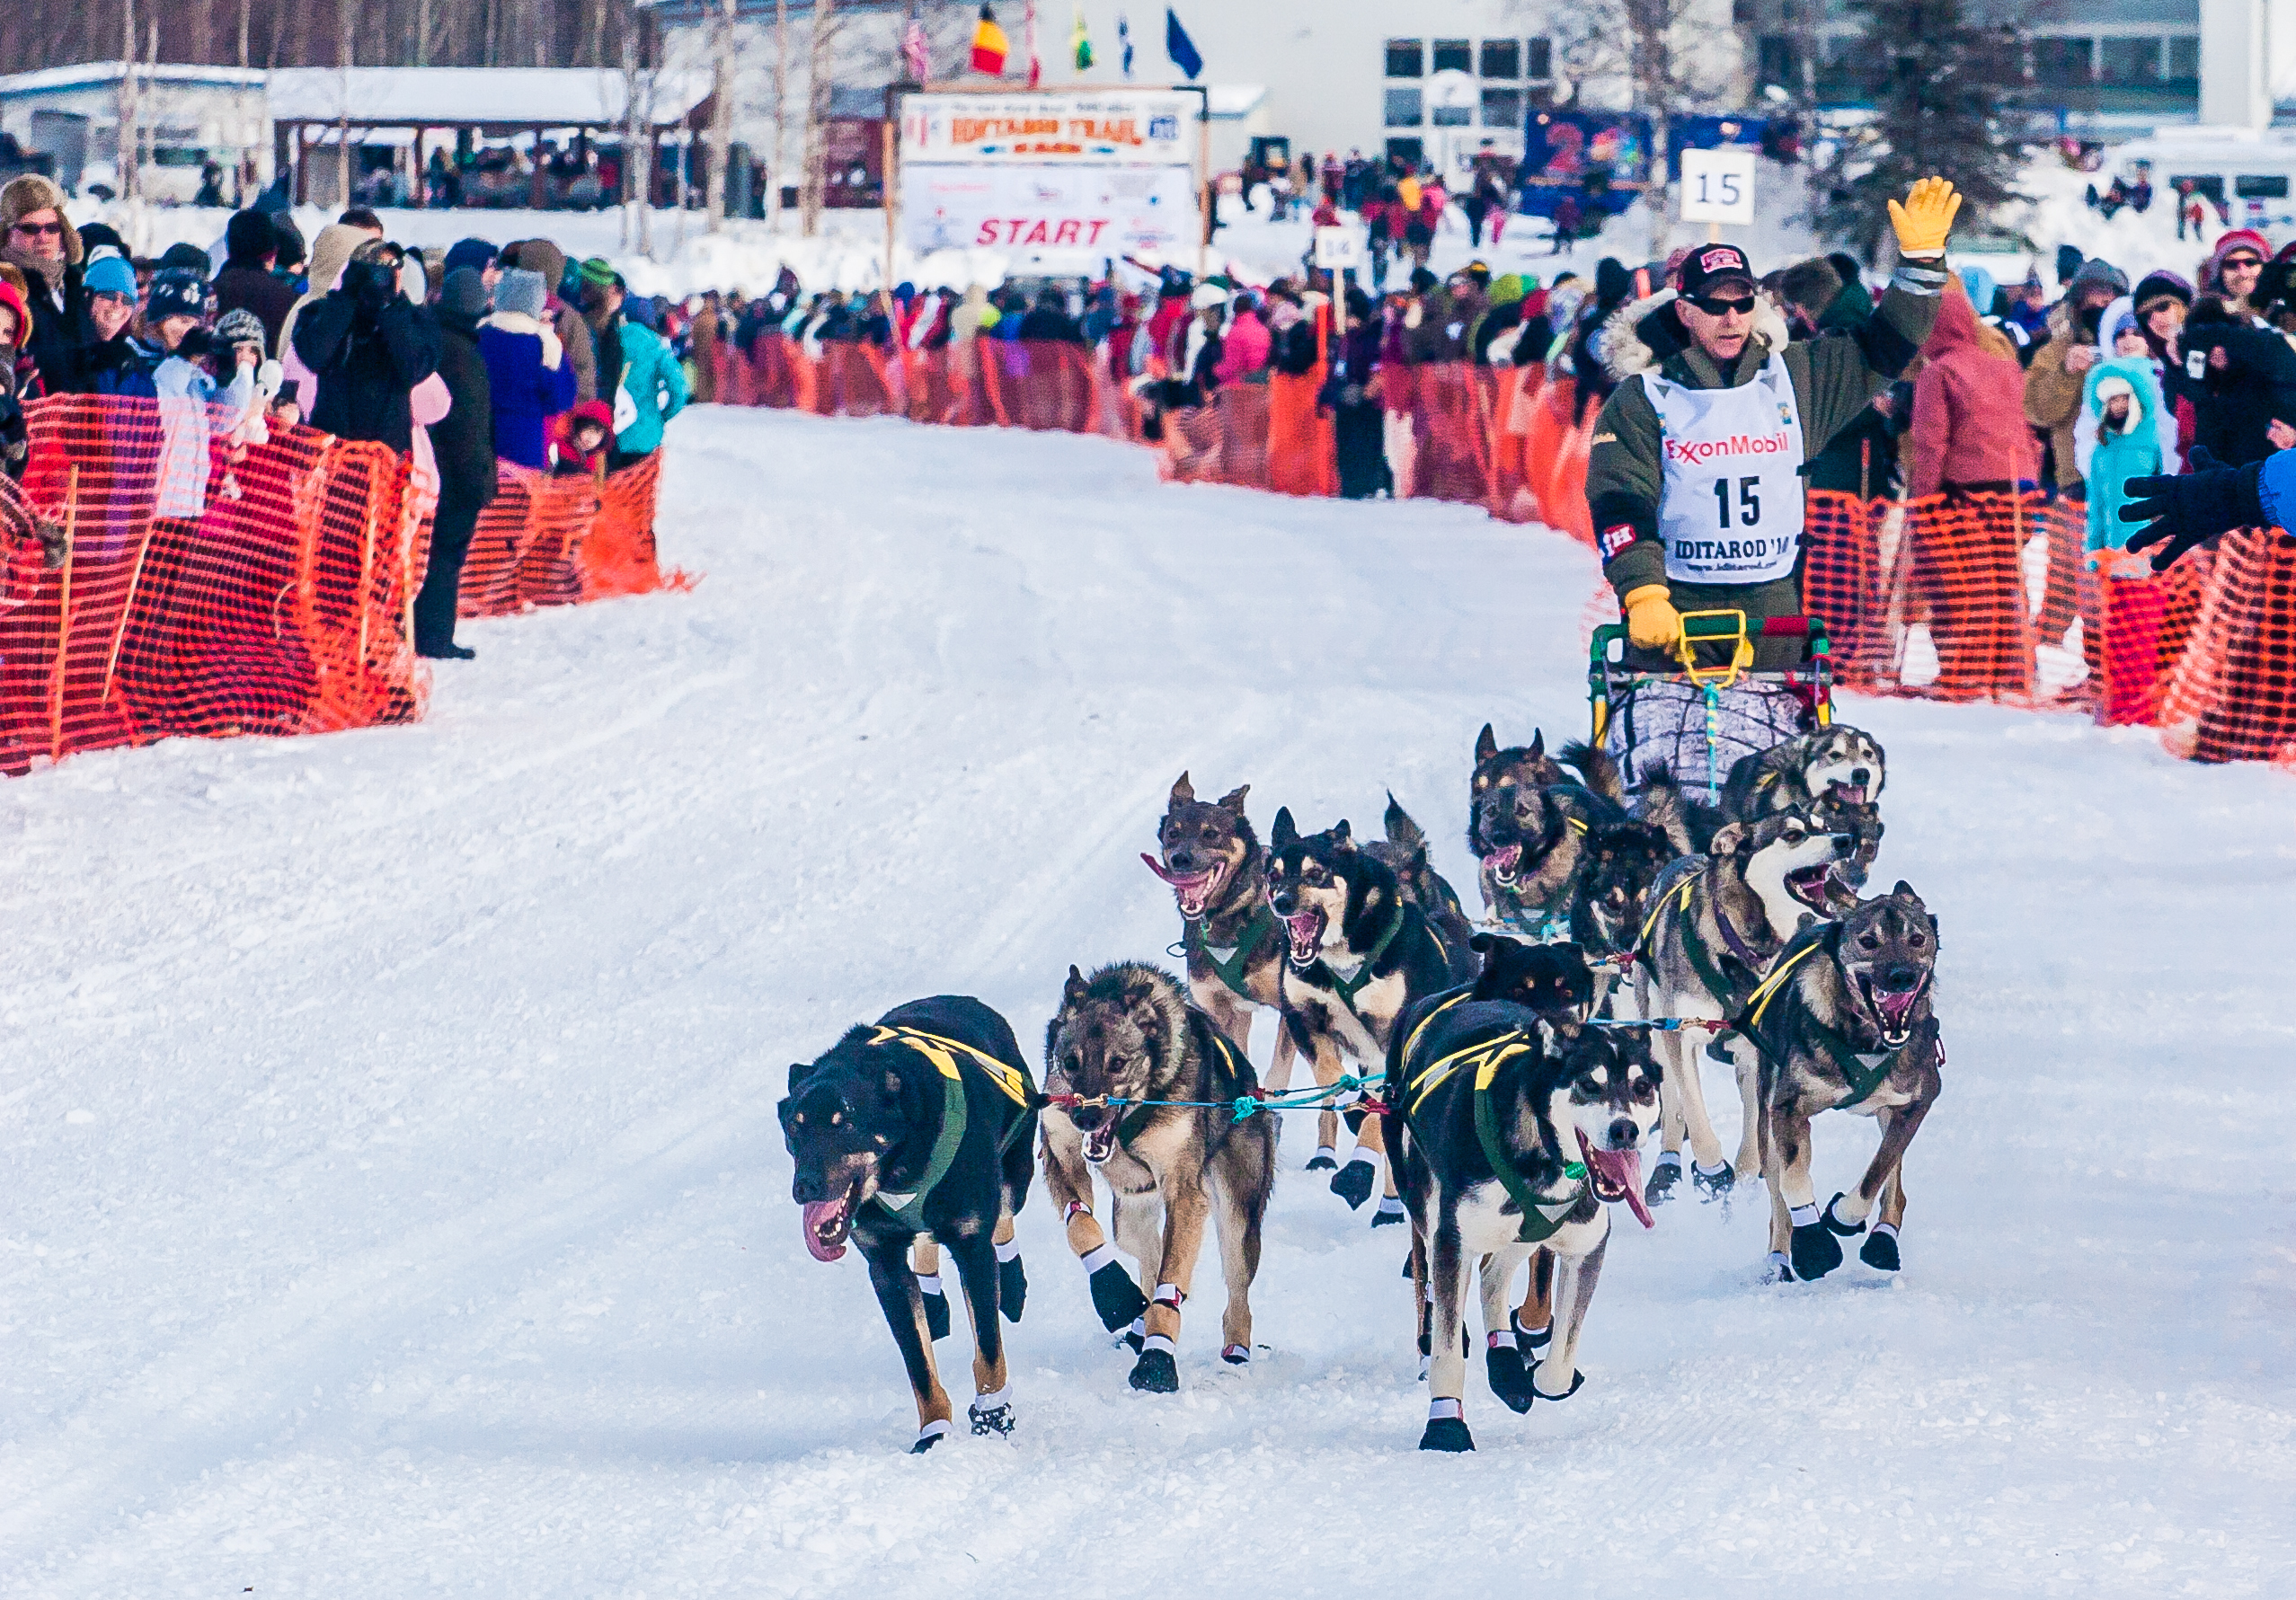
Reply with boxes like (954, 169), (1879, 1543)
(1386, 39), (1423, 78)
(1432, 39), (1473, 73)
(1432, 101), (1474, 128)
(2032, 36), (2095, 85)
(2171, 172), (2224, 203)
(1758, 35), (1799, 86)
(1482, 87), (1525, 128)
(1386, 136), (1424, 169)
(1528, 37), (1553, 78)
(1386, 87), (1425, 127)
(2097, 36), (2160, 83)
(2236, 173), (2290, 199)
(2167, 36), (2200, 80)
(1480, 40), (1521, 78)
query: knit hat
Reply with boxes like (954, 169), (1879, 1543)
(0, 276), (27, 346)
(1488, 273), (1526, 308)
(1189, 281), (1228, 310)
(158, 242), (212, 276)
(442, 238), (498, 281)
(494, 267), (547, 320)
(83, 252), (136, 298)
(146, 270), (206, 323)
(2132, 270), (2193, 314)
(215, 307), (266, 349)
(578, 255), (622, 291)
(0, 173), (82, 264)
(440, 266), (491, 319)
(225, 208), (278, 265)
(2209, 227), (2271, 276)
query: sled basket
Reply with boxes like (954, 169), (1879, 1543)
(1588, 613), (1834, 802)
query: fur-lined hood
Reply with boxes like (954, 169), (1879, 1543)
(0, 174), (82, 266)
(1600, 287), (1794, 383)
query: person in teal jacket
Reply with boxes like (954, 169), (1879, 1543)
(2080, 354), (2163, 559)
(578, 257), (687, 466)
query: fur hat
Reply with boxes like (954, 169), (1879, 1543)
(0, 173), (82, 265)
(146, 270), (207, 323)
(494, 267), (547, 320)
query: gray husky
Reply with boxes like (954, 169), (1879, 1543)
(1722, 724), (1886, 821)
(1740, 883), (1942, 1283)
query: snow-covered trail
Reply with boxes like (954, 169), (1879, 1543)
(4, 407), (2292, 1597)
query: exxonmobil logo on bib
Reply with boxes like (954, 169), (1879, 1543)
(1664, 430), (1793, 465)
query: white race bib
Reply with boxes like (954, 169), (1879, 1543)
(1648, 351), (1806, 585)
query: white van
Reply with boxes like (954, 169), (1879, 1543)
(2111, 127), (2296, 233)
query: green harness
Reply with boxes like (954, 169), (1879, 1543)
(863, 1026), (1035, 1227)
(1187, 903), (1279, 1001)
(1736, 941), (1925, 1110)
(1405, 1023), (1589, 1245)
(1308, 903), (1405, 1021)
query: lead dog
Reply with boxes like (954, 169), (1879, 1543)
(1387, 993), (1661, 1450)
(1268, 808), (1477, 1221)
(1633, 807), (1857, 1204)
(1740, 883), (1942, 1283)
(1041, 963), (1277, 1390)
(780, 996), (1038, 1453)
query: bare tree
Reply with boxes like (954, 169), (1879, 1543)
(705, 0), (737, 231)
(117, 0), (137, 200)
(800, 0), (837, 237)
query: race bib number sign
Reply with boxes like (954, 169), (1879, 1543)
(1680, 148), (1757, 226)
(1314, 227), (1363, 269)
(1647, 353), (1805, 585)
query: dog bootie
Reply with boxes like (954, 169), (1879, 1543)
(1220, 1343), (1250, 1366)
(1084, 1248), (1151, 1331)
(968, 1389), (1015, 1437)
(1129, 1336), (1180, 1393)
(1512, 1313), (1552, 1350)
(1529, 1360), (1585, 1402)
(1419, 1399), (1474, 1452)
(1330, 1157), (1378, 1209)
(996, 1237), (1027, 1322)
(1692, 1158), (1735, 1200)
(911, 1418), (952, 1454)
(1644, 1153), (1682, 1206)
(1860, 1222), (1902, 1272)
(1306, 1146), (1338, 1171)
(1788, 1204), (1844, 1280)
(1371, 1194), (1407, 1228)
(1485, 1334), (1536, 1414)
(918, 1273), (951, 1342)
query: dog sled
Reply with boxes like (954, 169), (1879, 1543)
(1589, 611), (1835, 802)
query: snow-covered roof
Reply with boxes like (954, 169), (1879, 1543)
(0, 62), (266, 99)
(1207, 84), (1264, 119)
(267, 67), (710, 128)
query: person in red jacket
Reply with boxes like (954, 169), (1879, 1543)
(1907, 280), (2035, 498)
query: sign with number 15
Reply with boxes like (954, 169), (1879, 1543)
(1680, 148), (1757, 226)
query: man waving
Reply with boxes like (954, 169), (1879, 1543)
(1584, 180), (1961, 676)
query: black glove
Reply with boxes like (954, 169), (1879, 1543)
(173, 326), (220, 362)
(342, 257), (399, 320)
(2119, 445), (2263, 571)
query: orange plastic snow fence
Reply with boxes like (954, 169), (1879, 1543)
(2151, 526), (2296, 765)
(460, 455), (682, 620)
(0, 396), (427, 773)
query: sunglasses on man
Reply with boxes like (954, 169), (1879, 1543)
(9, 219), (63, 238)
(1688, 292), (1757, 316)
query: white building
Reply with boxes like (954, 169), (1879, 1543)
(0, 61), (268, 203)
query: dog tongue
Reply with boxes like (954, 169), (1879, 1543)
(801, 1199), (849, 1262)
(1584, 1147), (1653, 1229)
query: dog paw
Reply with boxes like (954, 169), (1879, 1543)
(1767, 1250), (1795, 1284)
(1822, 1193), (1867, 1239)
(997, 1255), (1028, 1322)
(910, 1419), (951, 1454)
(1306, 1147), (1338, 1171)
(1529, 1361), (1585, 1402)
(1485, 1343), (1536, 1414)
(1418, 1416), (1476, 1453)
(1789, 1220), (1844, 1281)
(1644, 1160), (1681, 1206)
(1330, 1158), (1377, 1209)
(1220, 1343), (1250, 1366)
(921, 1286), (951, 1342)
(1512, 1313), (1552, 1349)
(1370, 1204), (1407, 1228)
(1400, 1251), (1414, 1279)
(1859, 1227), (1902, 1272)
(1692, 1160), (1736, 1200)
(1090, 1261), (1151, 1331)
(1128, 1347), (1181, 1393)
(967, 1399), (1015, 1438)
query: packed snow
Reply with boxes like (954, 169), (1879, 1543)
(4, 403), (2293, 1596)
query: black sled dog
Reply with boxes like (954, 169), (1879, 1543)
(1041, 963), (1278, 1390)
(780, 996), (1037, 1453)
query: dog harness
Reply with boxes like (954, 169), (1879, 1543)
(1301, 901), (1407, 1020)
(1403, 1022), (1589, 1245)
(864, 1025), (1035, 1226)
(1486, 815), (1590, 943)
(1187, 903), (1279, 1003)
(1734, 936), (1935, 1109)
(1638, 856), (1774, 1008)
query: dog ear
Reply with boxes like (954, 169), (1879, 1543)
(1708, 821), (1745, 857)
(1332, 818), (1353, 850)
(1529, 728), (1545, 758)
(1064, 964), (1090, 1003)
(1272, 807), (1298, 848)
(1470, 930), (1500, 955)
(1170, 771), (1194, 806)
(787, 1062), (812, 1093)
(1476, 722), (1499, 765)
(1216, 782), (1249, 813)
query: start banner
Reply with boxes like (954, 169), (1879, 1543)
(900, 92), (1195, 167)
(900, 163), (1198, 255)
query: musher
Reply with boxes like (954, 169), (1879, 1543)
(1582, 178), (1962, 787)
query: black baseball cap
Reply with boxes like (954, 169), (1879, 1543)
(1679, 243), (1756, 297)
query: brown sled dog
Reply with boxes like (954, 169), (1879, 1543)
(1042, 963), (1279, 1391)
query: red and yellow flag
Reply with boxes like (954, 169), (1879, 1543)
(971, 4), (1009, 75)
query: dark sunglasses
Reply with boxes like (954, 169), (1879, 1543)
(10, 219), (63, 237)
(1688, 293), (1757, 316)
(2222, 255), (2264, 270)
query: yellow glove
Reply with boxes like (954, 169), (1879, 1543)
(1623, 584), (1680, 650)
(1888, 177), (1961, 259)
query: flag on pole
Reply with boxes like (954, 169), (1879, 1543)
(1071, 8), (1094, 71)
(903, 19), (932, 83)
(1118, 13), (1134, 79)
(971, 5), (1009, 75)
(1165, 7), (1201, 80)
(1025, 0), (1042, 88)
